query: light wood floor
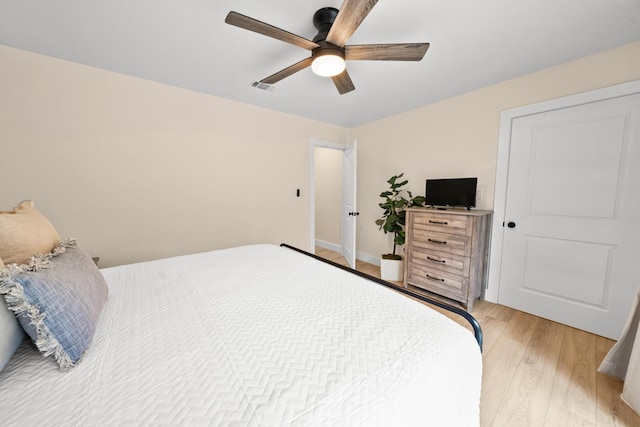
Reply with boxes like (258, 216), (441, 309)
(315, 247), (640, 427)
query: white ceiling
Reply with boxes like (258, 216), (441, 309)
(1, 0), (639, 127)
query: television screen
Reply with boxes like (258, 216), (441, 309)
(425, 178), (477, 209)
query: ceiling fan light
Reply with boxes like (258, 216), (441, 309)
(311, 53), (346, 77)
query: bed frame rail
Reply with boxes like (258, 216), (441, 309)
(280, 243), (483, 352)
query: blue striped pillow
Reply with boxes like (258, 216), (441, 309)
(0, 240), (108, 370)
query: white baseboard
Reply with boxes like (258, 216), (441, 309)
(357, 251), (380, 266)
(314, 239), (343, 254)
(315, 240), (380, 267)
(359, 246), (406, 267)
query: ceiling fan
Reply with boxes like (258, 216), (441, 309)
(225, 0), (430, 95)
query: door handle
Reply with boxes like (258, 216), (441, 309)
(507, 221), (516, 228)
(348, 212), (360, 216)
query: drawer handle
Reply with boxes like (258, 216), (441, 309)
(428, 238), (447, 245)
(427, 256), (446, 264)
(426, 274), (445, 282)
(429, 220), (448, 225)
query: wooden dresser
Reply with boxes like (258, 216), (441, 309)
(404, 208), (492, 311)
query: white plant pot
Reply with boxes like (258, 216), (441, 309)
(380, 258), (404, 282)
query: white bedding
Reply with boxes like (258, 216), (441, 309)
(0, 244), (482, 426)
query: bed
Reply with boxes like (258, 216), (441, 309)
(0, 203), (482, 426)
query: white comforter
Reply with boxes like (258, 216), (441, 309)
(0, 244), (482, 426)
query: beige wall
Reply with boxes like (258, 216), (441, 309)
(314, 147), (343, 246)
(351, 41), (640, 260)
(0, 45), (348, 267)
(2, 41), (639, 267)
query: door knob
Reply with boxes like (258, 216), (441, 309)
(507, 221), (516, 228)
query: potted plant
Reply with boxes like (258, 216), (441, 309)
(375, 173), (425, 281)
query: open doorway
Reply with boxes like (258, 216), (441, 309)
(314, 146), (344, 254)
(309, 139), (357, 268)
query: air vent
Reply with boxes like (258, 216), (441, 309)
(251, 81), (274, 91)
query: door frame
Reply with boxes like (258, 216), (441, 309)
(308, 138), (352, 256)
(486, 80), (640, 303)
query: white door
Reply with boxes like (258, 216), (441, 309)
(342, 140), (357, 268)
(498, 92), (640, 339)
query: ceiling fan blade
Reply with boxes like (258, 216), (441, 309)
(345, 43), (430, 61)
(261, 57), (314, 85)
(226, 11), (319, 51)
(325, 0), (379, 47)
(331, 70), (355, 95)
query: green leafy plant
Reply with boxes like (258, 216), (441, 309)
(375, 173), (426, 260)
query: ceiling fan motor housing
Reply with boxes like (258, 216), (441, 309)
(312, 7), (345, 62)
(312, 7), (339, 43)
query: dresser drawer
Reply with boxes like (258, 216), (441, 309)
(408, 264), (469, 300)
(409, 247), (470, 277)
(411, 212), (472, 236)
(409, 229), (471, 257)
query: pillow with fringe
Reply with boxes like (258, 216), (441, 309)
(0, 239), (108, 370)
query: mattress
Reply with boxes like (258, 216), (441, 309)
(0, 244), (482, 426)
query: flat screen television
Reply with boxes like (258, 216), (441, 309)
(425, 178), (477, 209)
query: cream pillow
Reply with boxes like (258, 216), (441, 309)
(0, 201), (60, 266)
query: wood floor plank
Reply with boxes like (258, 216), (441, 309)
(481, 311), (538, 426)
(492, 318), (565, 427)
(485, 303), (517, 324)
(545, 327), (598, 425)
(475, 302), (515, 355)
